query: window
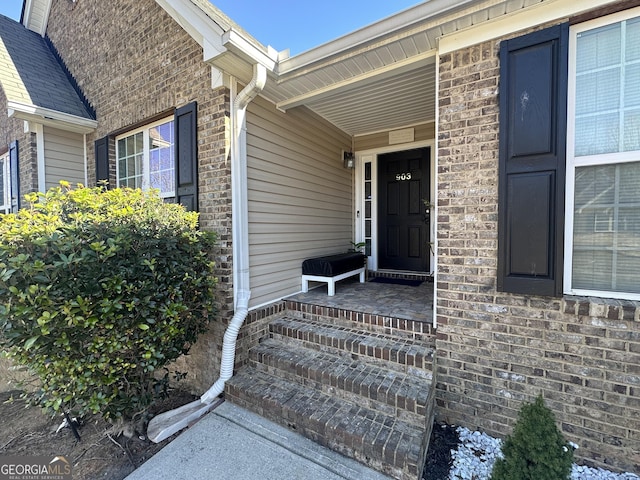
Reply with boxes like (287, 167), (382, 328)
(0, 153), (10, 214)
(566, 9), (640, 299)
(97, 102), (198, 211)
(116, 118), (175, 198)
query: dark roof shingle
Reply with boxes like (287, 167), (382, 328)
(0, 14), (95, 120)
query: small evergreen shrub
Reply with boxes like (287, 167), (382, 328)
(0, 183), (217, 424)
(491, 394), (574, 480)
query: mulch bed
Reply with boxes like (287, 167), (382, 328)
(423, 422), (461, 480)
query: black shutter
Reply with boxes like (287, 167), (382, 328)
(174, 102), (198, 211)
(497, 24), (568, 296)
(95, 135), (110, 187)
(9, 141), (19, 213)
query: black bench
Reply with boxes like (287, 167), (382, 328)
(301, 252), (366, 296)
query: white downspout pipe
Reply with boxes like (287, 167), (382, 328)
(201, 63), (266, 403)
(147, 63), (267, 442)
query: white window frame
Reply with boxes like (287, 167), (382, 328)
(115, 117), (175, 198)
(0, 153), (10, 214)
(564, 7), (640, 301)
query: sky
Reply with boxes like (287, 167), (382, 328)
(0, 0), (422, 55)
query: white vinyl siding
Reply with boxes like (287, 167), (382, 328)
(247, 97), (352, 308)
(353, 122), (435, 152)
(43, 127), (85, 189)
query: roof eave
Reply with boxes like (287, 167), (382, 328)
(276, 0), (480, 75)
(220, 29), (278, 73)
(8, 101), (98, 134)
(156, 0), (278, 85)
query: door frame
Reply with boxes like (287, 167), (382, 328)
(355, 140), (435, 274)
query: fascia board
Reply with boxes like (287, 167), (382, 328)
(156, 0), (277, 80)
(155, 0), (226, 59)
(8, 101), (98, 134)
(438, 0), (622, 55)
(21, 0), (34, 28)
(220, 29), (278, 72)
(277, 0), (479, 75)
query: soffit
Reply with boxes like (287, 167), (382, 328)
(158, 0), (553, 135)
(258, 0), (547, 136)
(301, 63), (436, 137)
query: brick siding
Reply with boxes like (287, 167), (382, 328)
(44, 0), (233, 394)
(437, 37), (640, 472)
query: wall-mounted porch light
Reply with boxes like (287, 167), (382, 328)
(343, 151), (355, 169)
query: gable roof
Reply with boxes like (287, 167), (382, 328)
(0, 13), (96, 133)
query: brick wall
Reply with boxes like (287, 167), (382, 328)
(44, 0), (233, 394)
(436, 37), (640, 472)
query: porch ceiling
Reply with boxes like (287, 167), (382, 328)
(250, 0), (577, 137)
(257, 0), (544, 137)
(259, 0), (451, 137)
(299, 64), (436, 137)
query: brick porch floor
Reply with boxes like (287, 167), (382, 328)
(285, 276), (434, 325)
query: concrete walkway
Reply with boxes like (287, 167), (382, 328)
(125, 401), (391, 480)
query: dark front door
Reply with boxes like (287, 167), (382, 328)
(378, 147), (430, 271)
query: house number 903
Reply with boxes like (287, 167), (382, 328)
(395, 173), (412, 181)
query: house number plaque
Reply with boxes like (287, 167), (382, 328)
(395, 173), (412, 181)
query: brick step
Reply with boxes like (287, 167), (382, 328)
(251, 338), (433, 426)
(285, 300), (434, 341)
(225, 367), (431, 480)
(269, 316), (435, 375)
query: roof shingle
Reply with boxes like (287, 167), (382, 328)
(0, 14), (95, 120)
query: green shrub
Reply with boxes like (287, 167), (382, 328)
(0, 183), (217, 423)
(492, 394), (574, 480)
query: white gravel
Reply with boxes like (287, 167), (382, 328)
(448, 427), (640, 480)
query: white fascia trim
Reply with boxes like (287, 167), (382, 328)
(155, 0), (276, 79)
(276, 51), (436, 111)
(21, 0), (33, 27)
(439, 0), (621, 55)
(154, 0), (226, 60)
(8, 102), (97, 134)
(221, 29), (278, 72)
(277, 0), (479, 74)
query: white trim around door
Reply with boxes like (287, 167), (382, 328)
(355, 139), (435, 275)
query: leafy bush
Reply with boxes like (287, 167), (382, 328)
(0, 183), (217, 423)
(492, 394), (574, 480)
